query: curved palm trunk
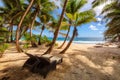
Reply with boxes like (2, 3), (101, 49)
(30, 15), (38, 47)
(38, 25), (45, 45)
(44, 0), (68, 54)
(58, 25), (71, 49)
(30, 6), (39, 47)
(16, 0), (34, 52)
(60, 27), (77, 54)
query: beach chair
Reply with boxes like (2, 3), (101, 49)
(22, 53), (62, 78)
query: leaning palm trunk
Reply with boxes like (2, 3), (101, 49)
(60, 27), (77, 54)
(44, 0), (68, 54)
(10, 20), (13, 42)
(6, 27), (10, 43)
(30, 9), (39, 47)
(38, 25), (45, 45)
(58, 25), (71, 49)
(10, 25), (13, 42)
(19, 26), (29, 40)
(16, 0), (34, 52)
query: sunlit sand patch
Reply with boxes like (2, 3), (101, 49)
(75, 54), (117, 75)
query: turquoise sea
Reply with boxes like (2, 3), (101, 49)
(48, 37), (105, 44)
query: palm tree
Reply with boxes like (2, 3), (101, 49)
(92, 0), (107, 8)
(57, 23), (71, 49)
(60, 0), (96, 53)
(37, 1), (56, 45)
(16, 0), (35, 52)
(58, 0), (88, 49)
(44, 0), (68, 54)
(102, 1), (120, 41)
(92, 0), (120, 9)
(0, 0), (25, 42)
(29, 7), (39, 47)
(42, 15), (70, 47)
(38, 13), (51, 45)
(27, 0), (56, 46)
(92, 0), (120, 42)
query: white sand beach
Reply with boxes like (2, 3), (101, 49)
(0, 42), (120, 80)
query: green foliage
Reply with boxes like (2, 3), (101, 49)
(23, 43), (29, 49)
(40, 36), (52, 44)
(39, 36), (58, 46)
(66, 0), (87, 14)
(0, 43), (9, 57)
(92, 0), (107, 8)
(23, 33), (51, 45)
(101, 1), (120, 39)
(0, 27), (9, 43)
(0, 28), (9, 52)
(66, 0), (96, 27)
(23, 33), (37, 42)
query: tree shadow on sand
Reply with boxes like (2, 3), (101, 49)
(64, 48), (120, 80)
(0, 59), (71, 80)
(0, 66), (34, 80)
(1, 46), (120, 80)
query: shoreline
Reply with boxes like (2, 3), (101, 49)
(56, 40), (105, 44)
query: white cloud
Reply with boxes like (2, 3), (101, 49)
(89, 25), (98, 30)
(97, 18), (102, 22)
(94, 5), (104, 16)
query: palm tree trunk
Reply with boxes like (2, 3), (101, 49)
(19, 26), (29, 40)
(60, 27), (77, 54)
(44, 0), (68, 54)
(38, 25), (45, 45)
(10, 20), (13, 42)
(10, 25), (13, 42)
(118, 35), (120, 42)
(30, 8), (39, 47)
(16, 0), (34, 52)
(58, 25), (71, 49)
(6, 27), (10, 43)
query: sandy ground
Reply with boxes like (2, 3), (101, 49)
(0, 42), (120, 80)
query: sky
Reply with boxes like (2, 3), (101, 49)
(0, 0), (107, 38)
(49, 0), (107, 38)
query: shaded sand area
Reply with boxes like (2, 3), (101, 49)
(0, 43), (120, 80)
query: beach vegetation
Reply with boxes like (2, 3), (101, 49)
(60, 0), (96, 53)
(0, 0), (119, 55)
(92, 0), (120, 42)
(44, 0), (68, 54)
(0, 27), (9, 57)
(0, 43), (9, 57)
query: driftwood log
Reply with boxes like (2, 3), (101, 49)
(22, 53), (62, 78)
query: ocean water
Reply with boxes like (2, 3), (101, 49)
(48, 37), (105, 44)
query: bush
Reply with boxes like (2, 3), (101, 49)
(0, 43), (9, 57)
(40, 36), (52, 44)
(23, 43), (29, 49)
(23, 33), (37, 43)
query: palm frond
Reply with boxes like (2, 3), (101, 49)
(92, 0), (108, 8)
